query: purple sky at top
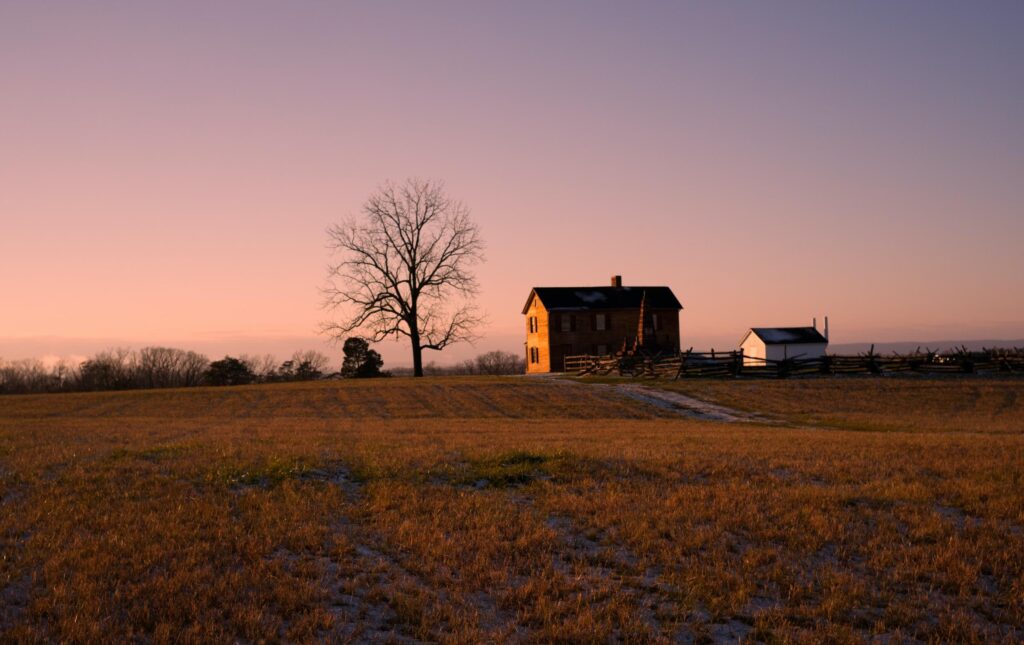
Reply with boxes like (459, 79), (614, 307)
(2, 1), (1022, 367)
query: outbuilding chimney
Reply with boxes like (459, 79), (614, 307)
(824, 316), (829, 341)
(611, 275), (622, 287)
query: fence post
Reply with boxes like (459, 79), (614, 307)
(675, 348), (691, 380)
(777, 358), (789, 379)
(731, 350), (742, 377)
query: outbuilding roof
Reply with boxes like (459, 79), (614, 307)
(741, 327), (828, 346)
(523, 286), (682, 314)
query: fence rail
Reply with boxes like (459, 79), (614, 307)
(563, 346), (1024, 379)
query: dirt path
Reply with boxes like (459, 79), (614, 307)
(608, 383), (777, 424)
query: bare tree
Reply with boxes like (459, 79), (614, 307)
(290, 350), (331, 375)
(0, 358), (50, 394)
(240, 354), (279, 382)
(277, 350), (332, 381)
(322, 179), (485, 377)
(474, 350), (526, 375)
(137, 347), (210, 388)
(79, 348), (136, 391)
(179, 350), (210, 387)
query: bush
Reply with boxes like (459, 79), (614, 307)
(340, 338), (385, 378)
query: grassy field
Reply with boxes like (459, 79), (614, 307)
(1, 377), (1022, 643)
(649, 377), (1024, 434)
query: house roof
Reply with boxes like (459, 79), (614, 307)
(741, 327), (828, 346)
(523, 286), (682, 314)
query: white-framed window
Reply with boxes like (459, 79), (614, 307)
(529, 347), (539, 363)
(594, 313), (607, 331)
(528, 316), (538, 333)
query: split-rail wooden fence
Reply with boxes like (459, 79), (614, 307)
(563, 346), (1024, 379)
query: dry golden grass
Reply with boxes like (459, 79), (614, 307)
(651, 376), (1024, 433)
(1, 377), (1022, 643)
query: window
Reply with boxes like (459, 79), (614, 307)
(528, 316), (538, 333)
(560, 315), (576, 332)
(529, 347), (539, 364)
(596, 344), (607, 356)
(652, 313), (660, 331)
(594, 313), (606, 331)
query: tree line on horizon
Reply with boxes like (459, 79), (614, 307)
(3, 179), (490, 392)
(5, 178), (511, 393)
(0, 347), (332, 394)
(0, 340), (525, 395)
(393, 350), (526, 377)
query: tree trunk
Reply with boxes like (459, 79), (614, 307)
(410, 322), (424, 377)
(412, 343), (424, 377)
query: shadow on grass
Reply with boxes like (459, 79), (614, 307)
(429, 450), (666, 490)
(452, 451), (552, 488)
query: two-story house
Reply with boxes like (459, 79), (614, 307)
(522, 275), (683, 373)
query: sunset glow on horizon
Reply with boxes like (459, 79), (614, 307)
(3, 1), (1022, 367)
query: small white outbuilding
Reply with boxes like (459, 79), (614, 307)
(739, 325), (829, 367)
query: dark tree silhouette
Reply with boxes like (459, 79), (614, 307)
(340, 337), (384, 378)
(322, 179), (484, 377)
(205, 357), (256, 386)
(78, 349), (135, 391)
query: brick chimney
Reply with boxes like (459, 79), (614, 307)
(611, 275), (622, 287)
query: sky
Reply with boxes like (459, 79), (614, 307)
(2, 1), (1023, 368)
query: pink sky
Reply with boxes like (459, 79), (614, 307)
(2, 2), (1022, 368)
